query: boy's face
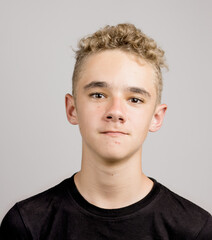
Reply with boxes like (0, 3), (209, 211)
(66, 50), (167, 162)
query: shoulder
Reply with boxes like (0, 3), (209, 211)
(13, 177), (71, 218)
(0, 177), (72, 239)
(18, 177), (73, 218)
(154, 180), (212, 239)
(0, 204), (29, 239)
(17, 177), (70, 211)
(157, 182), (211, 218)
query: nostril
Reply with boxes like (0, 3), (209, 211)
(105, 114), (125, 123)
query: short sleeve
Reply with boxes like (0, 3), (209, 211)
(0, 204), (29, 240)
(196, 214), (212, 240)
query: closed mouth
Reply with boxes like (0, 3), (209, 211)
(101, 131), (129, 135)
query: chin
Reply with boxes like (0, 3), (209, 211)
(98, 151), (133, 164)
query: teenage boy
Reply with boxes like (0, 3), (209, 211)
(0, 23), (212, 239)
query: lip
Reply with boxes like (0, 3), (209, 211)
(100, 131), (129, 136)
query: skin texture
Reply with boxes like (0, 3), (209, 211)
(65, 50), (167, 209)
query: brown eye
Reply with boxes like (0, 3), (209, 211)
(89, 92), (105, 98)
(129, 98), (143, 103)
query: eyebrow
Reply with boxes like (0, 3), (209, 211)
(83, 81), (109, 90)
(126, 87), (151, 98)
(83, 81), (151, 98)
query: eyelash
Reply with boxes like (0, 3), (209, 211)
(89, 92), (106, 98)
(129, 98), (144, 104)
(89, 92), (144, 104)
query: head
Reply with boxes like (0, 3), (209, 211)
(72, 23), (167, 105)
(66, 23), (168, 163)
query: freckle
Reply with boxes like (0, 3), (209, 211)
(115, 141), (120, 144)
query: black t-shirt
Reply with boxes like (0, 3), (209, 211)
(0, 172), (212, 239)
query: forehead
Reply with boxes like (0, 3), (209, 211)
(77, 50), (156, 96)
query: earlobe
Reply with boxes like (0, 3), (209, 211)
(65, 94), (78, 125)
(149, 104), (167, 132)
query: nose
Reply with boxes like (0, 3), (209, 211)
(103, 97), (126, 123)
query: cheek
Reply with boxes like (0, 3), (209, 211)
(77, 108), (100, 136)
(129, 108), (153, 131)
(81, 104), (103, 121)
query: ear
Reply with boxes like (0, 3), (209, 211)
(149, 104), (167, 132)
(65, 94), (79, 125)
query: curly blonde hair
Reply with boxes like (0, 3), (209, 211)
(72, 23), (167, 104)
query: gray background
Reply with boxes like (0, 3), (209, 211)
(0, 0), (211, 220)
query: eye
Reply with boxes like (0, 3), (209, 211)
(129, 97), (144, 104)
(89, 92), (106, 99)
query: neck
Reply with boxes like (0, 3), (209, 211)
(74, 147), (153, 209)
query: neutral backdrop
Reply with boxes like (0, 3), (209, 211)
(0, 0), (211, 221)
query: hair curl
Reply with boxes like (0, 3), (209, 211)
(72, 23), (168, 104)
